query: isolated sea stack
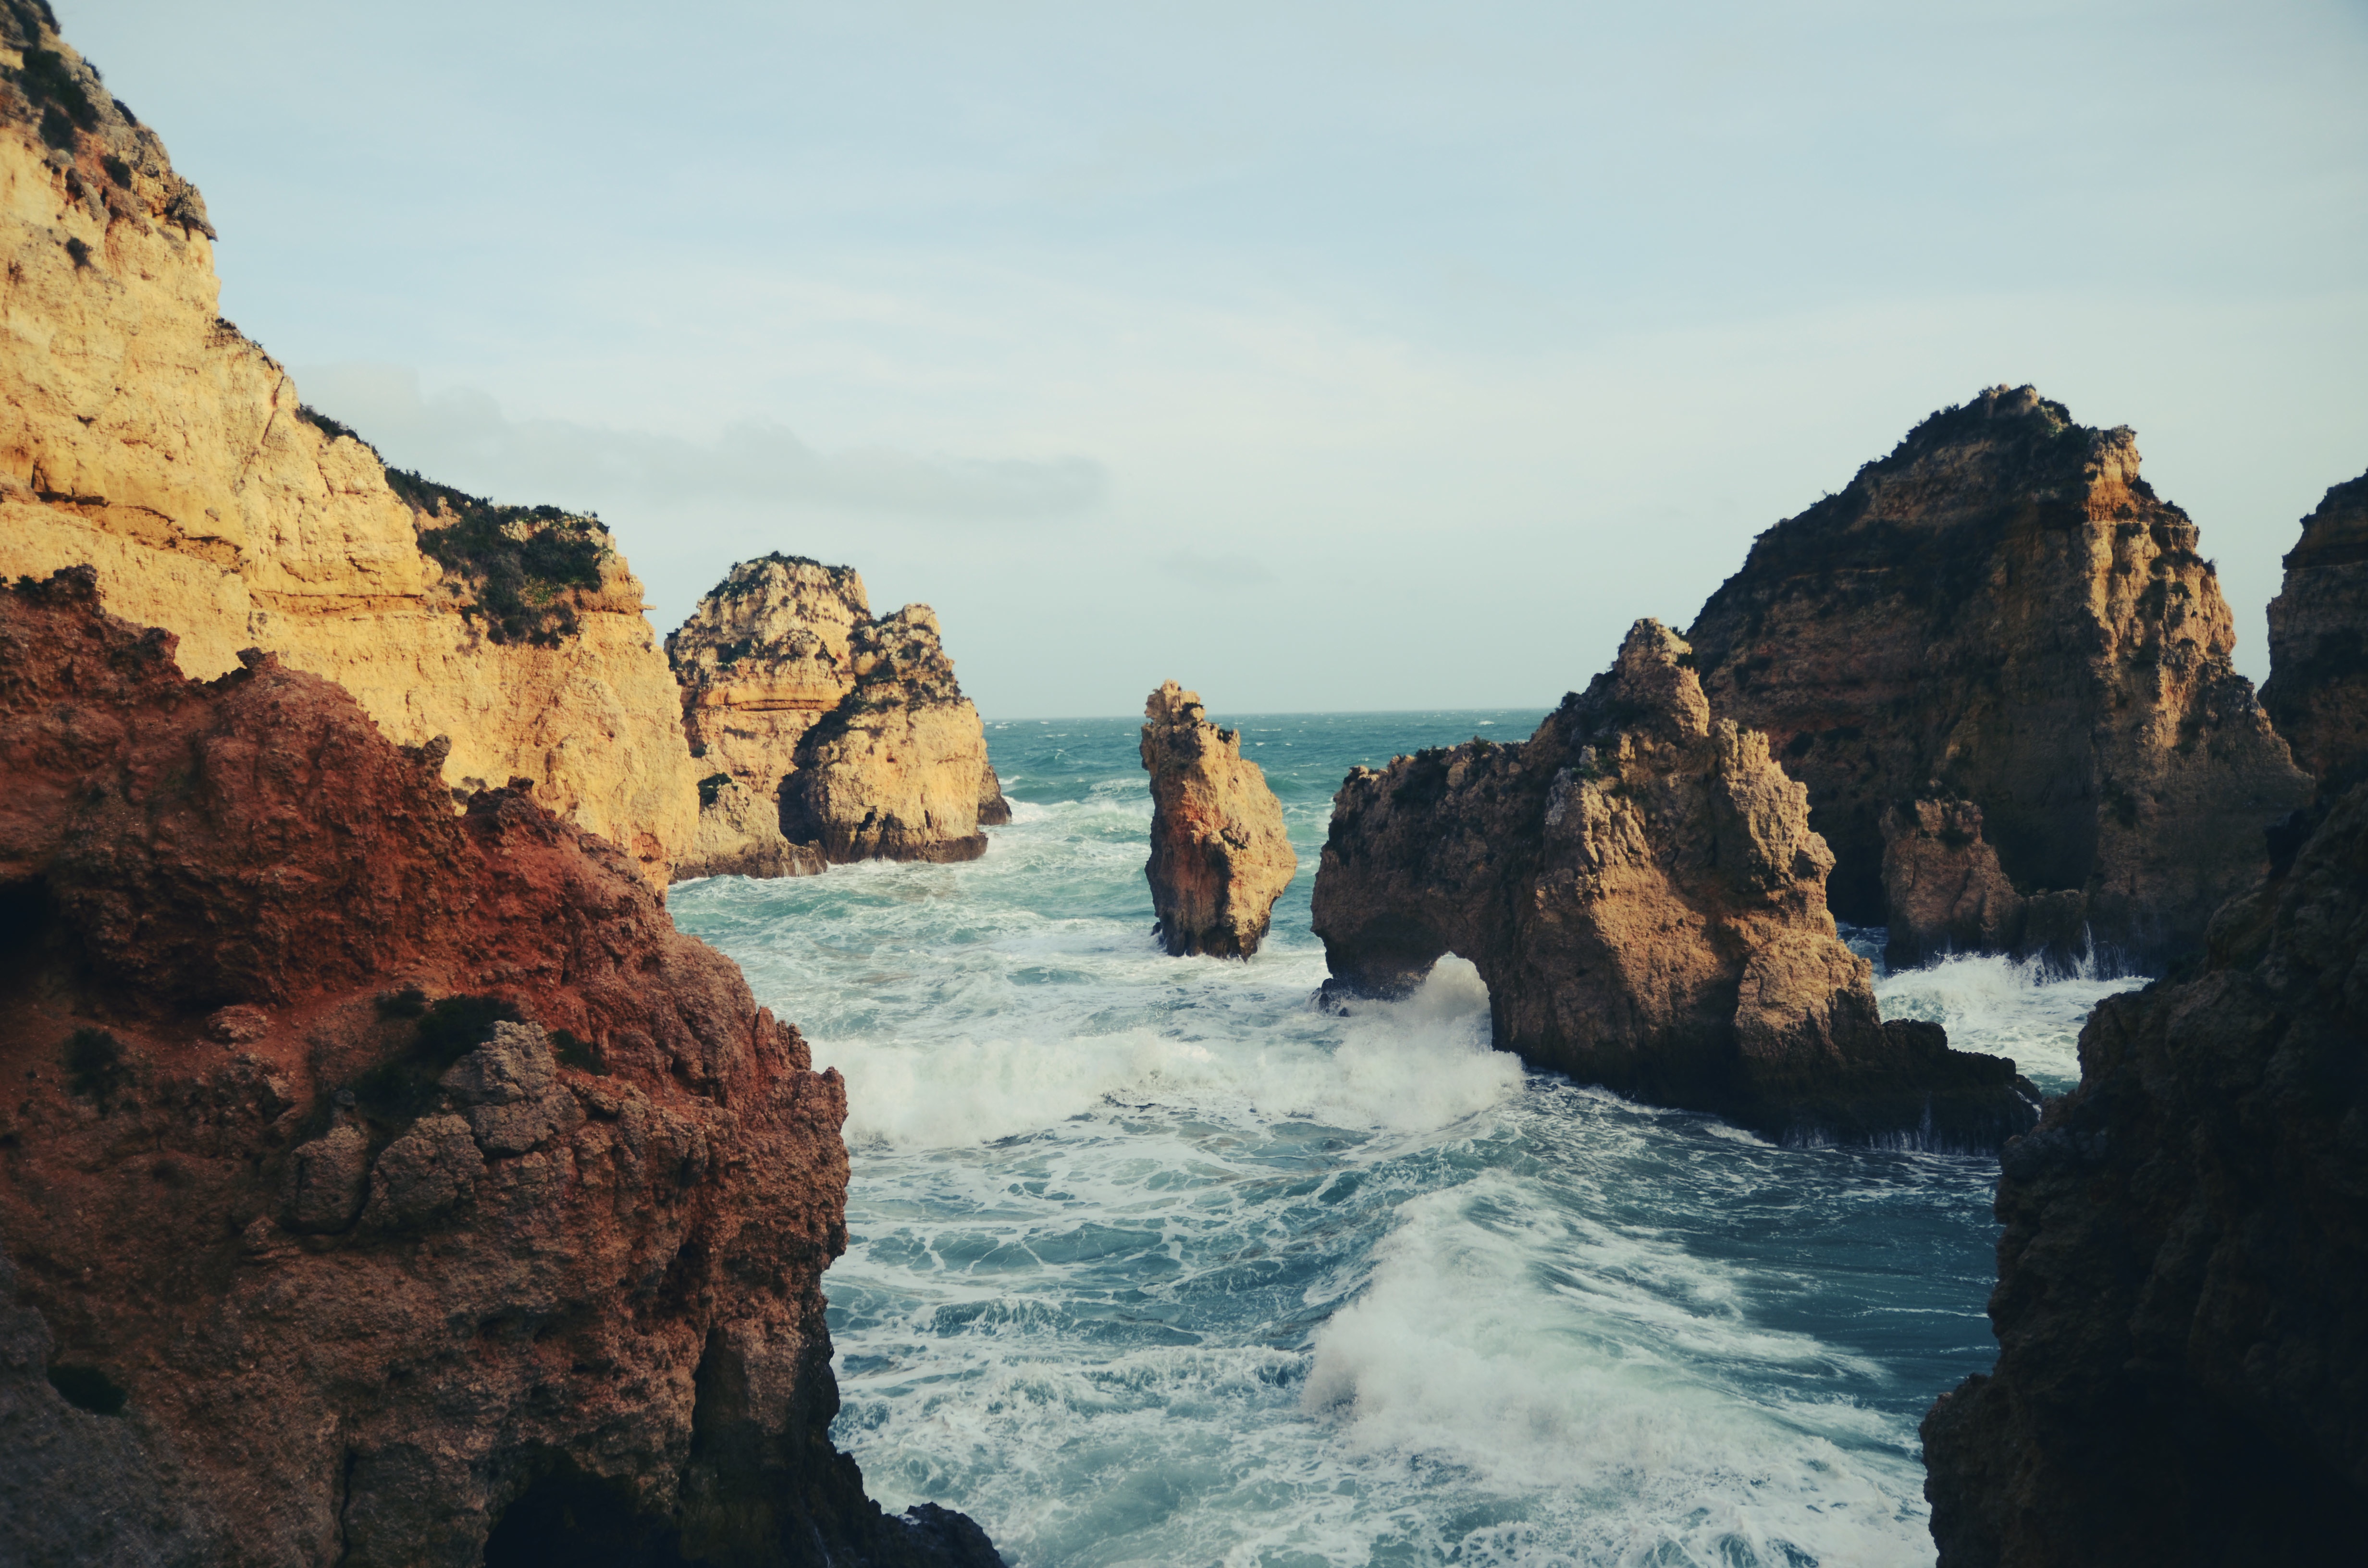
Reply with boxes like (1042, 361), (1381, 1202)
(1313, 620), (2036, 1148)
(2262, 468), (2368, 790)
(0, 569), (999, 1566)
(1688, 385), (2308, 970)
(1139, 681), (1297, 957)
(0, 9), (695, 882)
(667, 555), (1010, 879)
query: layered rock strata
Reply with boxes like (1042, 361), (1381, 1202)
(0, 568), (999, 1567)
(1919, 771), (2368, 1566)
(2262, 468), (2368, 789)
(667, 555), (1009, 877)
(0, 3), (697, 882)
(1312, 620), (2036, 1147)
(1688, 385), (2309, 970)
(1139, 681), (1297, 958)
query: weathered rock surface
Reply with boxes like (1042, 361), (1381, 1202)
(1689, 385), (2309, 971)
(1919, 772), (2368, 1566)
(1313, 620), (2037, 1147)
(1139, 681), (1297, 958)
(0, 4), (697, 882)
(668, 556), (1009, 875)
(0, 568), (999, 1567)
(2262, 469), (2368, 790)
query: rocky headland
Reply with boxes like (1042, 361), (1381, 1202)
(2262, 468), (2368, 791)
(0, 568), (999, 1566)
(667, 555), (1009, 878)
(1139, 681), (1296, 958)
(1688, 385), (2309, 971)
(0, 3), (697, 882)
(1312, 620), (2037, 1147)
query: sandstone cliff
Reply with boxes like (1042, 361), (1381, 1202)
(1688, 385), (2308, 971)
(2262, 468), (2368, 789)
(1139, 681), (1296, 958)
(1312, 620), (2037, 1147)
(1919, 773), (2368, 1566)
(668, 555), (1008, 876)
(0, 3), (697, 882)
(0, 568), (999, 1567)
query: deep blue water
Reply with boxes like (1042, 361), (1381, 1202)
(672, 710), (2139, 1568)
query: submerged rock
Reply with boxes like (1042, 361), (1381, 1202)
(1140, 681), (1297, 958)
(1920, 771), (2368, 1566)
(1312, 620), (2036, 1147)
(2262, 468), (2368, 790)
(1688, 385), (2308, 971)
(667, 556), (1009, 877)
(0, 568), (1000, 1567)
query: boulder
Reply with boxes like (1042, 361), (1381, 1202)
(668, 557), (1008, 875)
(1312, 620), (2036, 1147)
(1688, 385), (2309, 971)
(2262, 468), (2368, 790)
(1139, 681), (1297, 958)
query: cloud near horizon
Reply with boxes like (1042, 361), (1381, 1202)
(293, 365), (1109, 523)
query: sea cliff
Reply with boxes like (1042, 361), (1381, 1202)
(1139, 681), (1296, 958)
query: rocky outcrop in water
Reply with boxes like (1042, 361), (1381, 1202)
(0, 2), (697, 882)
(1688, 385), (2309, 971)
(1139, 681), (1296, 958)
(2262, 469), (2368, 790)
(0, 568), (999, 1567)
(1918, 768), (2368, 1566)
(667, 556), (1009, 878)
(1312, 620), (2036, 1147)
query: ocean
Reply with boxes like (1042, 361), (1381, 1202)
(669, 710), (2142, 1568)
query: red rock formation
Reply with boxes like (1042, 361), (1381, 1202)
(2262, 469), (2368, 789)
(1140, 681), (1297, 958)
(0, 569), (998, 1566)
(1919, 772), (2368, 1567)
(1312, 620), (2036, 1147)
(1689, 386), (2309, 970)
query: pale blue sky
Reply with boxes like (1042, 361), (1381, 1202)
(57, 0), (2368, 715)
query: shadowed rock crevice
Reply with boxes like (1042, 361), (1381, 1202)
(1688, 385), (2308, 972)
(1313, 619), (2037, 1148)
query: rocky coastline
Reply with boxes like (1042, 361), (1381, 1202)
(1313, 620), (2039, 1149)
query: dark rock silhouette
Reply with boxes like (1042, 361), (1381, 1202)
(2263, 468), (2368, 790)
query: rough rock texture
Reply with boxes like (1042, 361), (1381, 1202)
(668, 556), (1008, 875)
(0, 4), (697, 882)
(1689, 386), (2309, 971)
(1139, 681), (1297, 958)
(0, 569), (999, 1567)
(1312, 620), (2037, 1147)
(1879, 797), (2090, 965)
(2262, 469), (2368, 790)
(1919, 772), (2368, 1566)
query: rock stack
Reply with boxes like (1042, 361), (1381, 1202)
(1312, 620), (2036, 1148)
(1688, 386), (2309, 970)
(0, 567), (999, 1566)
(2262, 468), (2368, 790)
(666, 555), (1010, 880)
(1139, 681), (1297, 958)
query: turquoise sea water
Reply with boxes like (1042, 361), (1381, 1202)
(670, 710), (2143, 1568)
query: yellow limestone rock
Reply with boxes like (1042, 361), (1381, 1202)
(1140, 681), (1297, 957)
(667, 556), (1009, 875)
(0, 23), (696, 882)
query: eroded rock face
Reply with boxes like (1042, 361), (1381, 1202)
(1689, 385), (2309, 970)
(667, 556), (1008, 877)
(0, 569), (999, 1567)
(2263, 469), (2368, 790)
(1312, 620), (2036, 1147)
(0, 3), (697, 882)
(1139, 681), (1297, 958)
(1919, 775), (2368, 1566)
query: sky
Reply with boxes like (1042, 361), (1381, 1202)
(55, 0), (2368, 717)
